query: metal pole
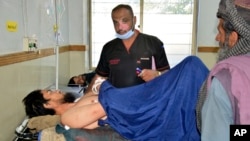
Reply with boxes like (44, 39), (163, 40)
(54, 0), (59, 89)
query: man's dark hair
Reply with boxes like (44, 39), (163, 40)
(112, 4), (134, 17)
(22, 89), (55, 118)
(67, 76), (78, 87)
(63, 92), (77, 103)
(68, 72), (96, 87)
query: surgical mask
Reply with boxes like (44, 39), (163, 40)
(115, 29), (134, 40)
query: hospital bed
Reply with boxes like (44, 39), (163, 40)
(13, 85), (85, 141)
(13, 84), (127, 141)
(14, 115), (127, 141)
(13, 117), (39, 141)
(14, 56), (208, 141)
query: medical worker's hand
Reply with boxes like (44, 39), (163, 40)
(138, 69), (161, 82)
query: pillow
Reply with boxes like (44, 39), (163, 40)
(27, 115), (60, 133)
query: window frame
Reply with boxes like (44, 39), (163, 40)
(88, 0), (198, 69)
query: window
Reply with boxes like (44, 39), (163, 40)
(90, 0), (196, 68)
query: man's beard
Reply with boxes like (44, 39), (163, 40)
(217, 40), (231, 62)
(62, 92), (76, 103)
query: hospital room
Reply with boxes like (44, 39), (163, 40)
(1, 0), (250, 140)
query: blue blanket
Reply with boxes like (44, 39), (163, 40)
(55, 56), (208, 141)
(98, 56), (209, 141)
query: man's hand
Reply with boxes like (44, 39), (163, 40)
(138, 69), (162, 82)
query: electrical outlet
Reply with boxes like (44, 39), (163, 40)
(23, 37), (38, 51)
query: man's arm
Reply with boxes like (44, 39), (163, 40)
(61, 102), (106, 129)
(84, 74), (107, 96)
(61, 95), (106, 129)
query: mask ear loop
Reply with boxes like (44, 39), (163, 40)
(131, 16), (135, 31)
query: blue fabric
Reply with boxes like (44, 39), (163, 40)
(98, 56), (209, 141)
(38, 131), (42, 141)
(55, 124), (127, 141)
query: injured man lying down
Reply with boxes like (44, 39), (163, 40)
(22, 56), (209, 141)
